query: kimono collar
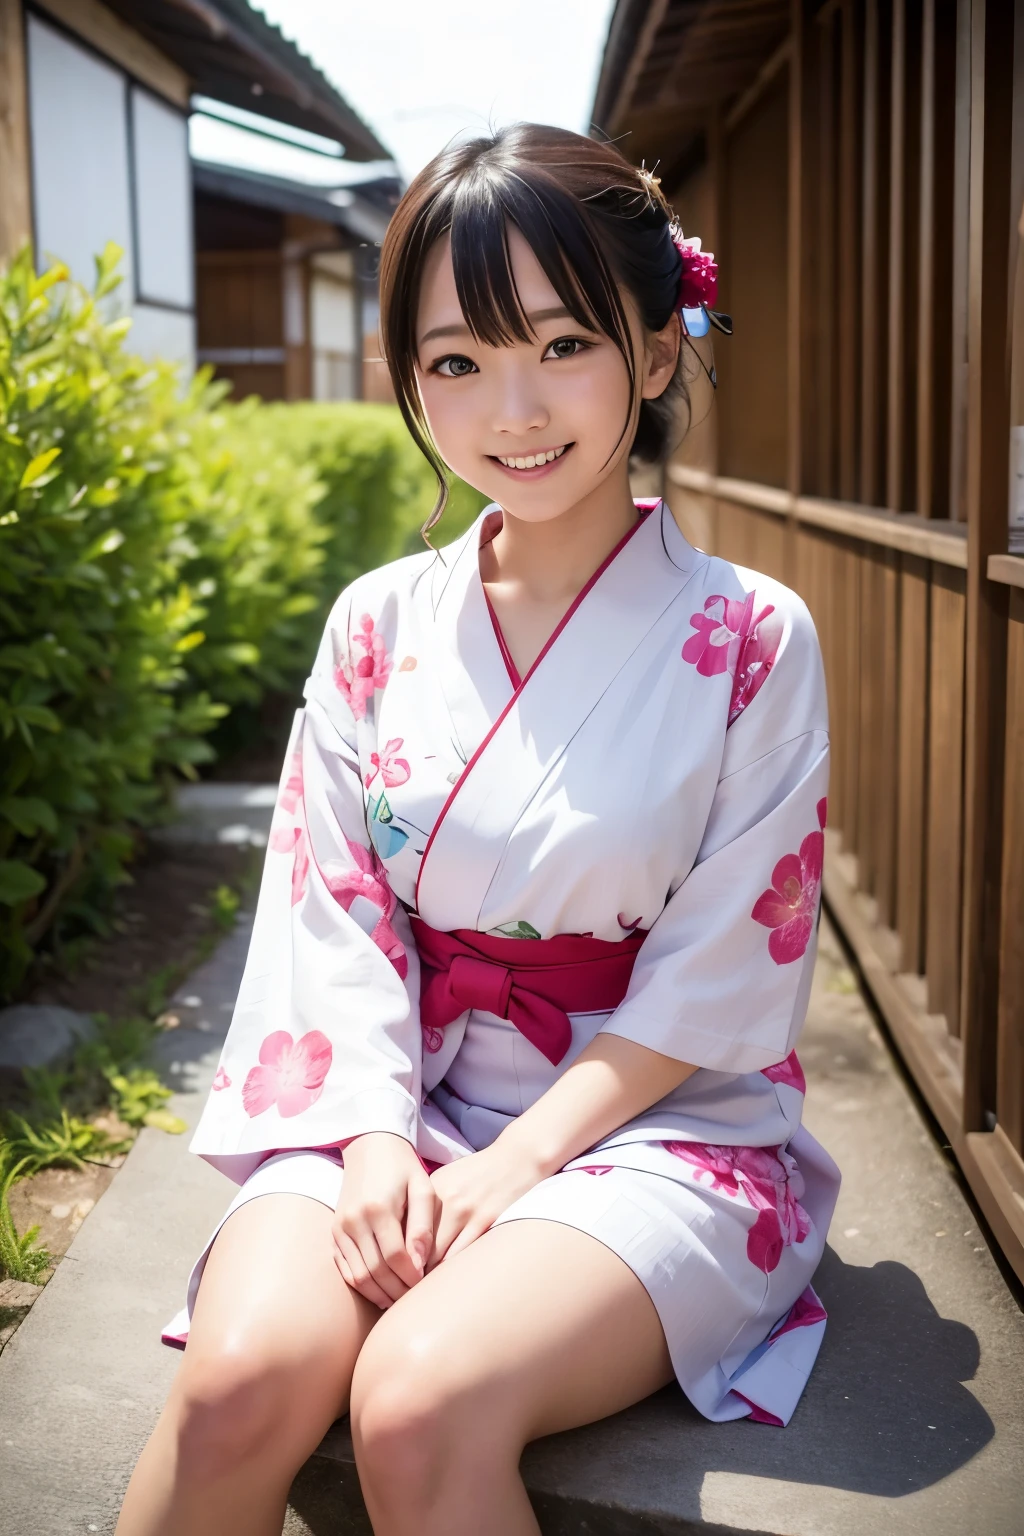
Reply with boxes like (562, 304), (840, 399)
(415, 499), (707, 928)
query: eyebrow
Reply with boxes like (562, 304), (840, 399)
(418, 305), (573, 346)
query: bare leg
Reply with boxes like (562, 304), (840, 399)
(116, 1193), (379, 1536)
(350, 1217), (674, 1536)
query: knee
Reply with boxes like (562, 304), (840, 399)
(349, 1332), (512, 1498)
(172, 1349), (288, 1481)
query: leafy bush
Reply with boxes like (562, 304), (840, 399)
(0, 246), (228, 994)
(0, 245), (488, 994)
(253, 401), (486, 607)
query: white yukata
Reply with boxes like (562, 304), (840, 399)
(167, 497), (840, 1428)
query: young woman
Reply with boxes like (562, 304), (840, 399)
(117, 124), (838, 1536)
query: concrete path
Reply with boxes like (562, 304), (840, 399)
(1, 883), (1022, 1534)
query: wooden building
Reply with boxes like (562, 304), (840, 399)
(0, 0), (394, 398)
(594, 0), (1024, 1283)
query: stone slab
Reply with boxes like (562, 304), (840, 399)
(152, 781), (277, 848)
(1, 901), (1022, 1535)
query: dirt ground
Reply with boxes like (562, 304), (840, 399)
(26, 839), (257, 1023)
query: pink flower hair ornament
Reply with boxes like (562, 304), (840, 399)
(669, 225), (732, 344)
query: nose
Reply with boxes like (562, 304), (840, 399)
(490, 361), (550, 439)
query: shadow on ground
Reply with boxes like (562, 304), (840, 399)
(286, 1245), (989, 1534)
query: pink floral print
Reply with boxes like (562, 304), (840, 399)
(212, 1067), (231, 1091)
(269, 823), (309, 907)
(334, 614), (393, 721)
(577, 1165), (614, 1176)
(751, 800), (826, 964)
(242, 1029), (333, 1118)
(666, 1142), (812, 1273)
(365, 737), (411, 790)
(323, 835), (408, 979)
(278, 747), (303, 815)
(682, 591), (783, 725)
(761, 1051), (807, 1095)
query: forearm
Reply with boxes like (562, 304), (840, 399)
(494, 1031), (697, 1179)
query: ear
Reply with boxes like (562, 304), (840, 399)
(640, 313), (682, 401)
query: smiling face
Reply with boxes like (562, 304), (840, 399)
(413, 226), (680, 525)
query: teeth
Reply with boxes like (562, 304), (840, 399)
(496, 446), (567, 469)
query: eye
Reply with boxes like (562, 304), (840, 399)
(543, 336), (591, 361)
(432, 354), (478, 378)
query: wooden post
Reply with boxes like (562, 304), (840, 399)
(787, 0), (817, 582)
(960, 0), (1014, 1130)
(837, 0), (862, 502)
(0, 0), (32, 263)
(860, 0), (892, 506)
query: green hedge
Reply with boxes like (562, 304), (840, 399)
(0, 246), (486, 997)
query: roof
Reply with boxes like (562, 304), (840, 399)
(192, 160), (396, 245)
(102, 0), (391, 161)
(591, 0), (790, 179)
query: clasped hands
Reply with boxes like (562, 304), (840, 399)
(331, 1129), (547, 1310)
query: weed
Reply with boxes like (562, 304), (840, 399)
(0, 1151), (51, 1284)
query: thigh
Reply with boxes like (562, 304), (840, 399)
(177, 1192), (380, 1426)
(354, 1216), (674, 1443)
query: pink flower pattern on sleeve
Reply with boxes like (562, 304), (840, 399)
(322, 836), (408, 979)
(750, 798), (827, 964)
(666, 1142), (812, 1273)
(682, 591), (784, 725)
(334, 614), (393, 721)
(241, 1029), (333, 1118)
(365, 737), (411, 790)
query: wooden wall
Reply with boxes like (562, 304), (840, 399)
(664, 0), (1024, 1282)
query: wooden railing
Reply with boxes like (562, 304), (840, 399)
(669, 464), (1024, 1281)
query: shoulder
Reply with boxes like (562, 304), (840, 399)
(321, 545), (439, 642)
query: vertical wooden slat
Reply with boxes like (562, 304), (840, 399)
(896, 555), (931, 973)
(0, 0), (32, 262)
(916, 0), (958, 518)
(948, 0), (973, 520)
(874, 547), (900, 927)
(789, 0), (818, 515)
(926, 566), (966, 1033)
(997, 589), (1024, 1155)
(960, 0), (1014, 1129)
(841, 540), (863, 860)
(885, 0), (922, 512)
(815, 10), (839, 498)
(837, 0), (863, 501)
(857, 550), (881, 895)
(860, 0), (892, 504)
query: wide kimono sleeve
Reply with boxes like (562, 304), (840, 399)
(600, 588), (829, 1075)
(188, 591), (424, 1181)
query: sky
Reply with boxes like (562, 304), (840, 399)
(189, 0), (617, 187)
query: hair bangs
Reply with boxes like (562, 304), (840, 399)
(447, 167), (625, 357)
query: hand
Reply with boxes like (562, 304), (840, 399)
(333, 1132), (437, 1309)
(426, 1137), (548, 1271)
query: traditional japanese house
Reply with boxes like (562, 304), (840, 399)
(0, 0), (396, 398)
(594, 0), (1024, 1284)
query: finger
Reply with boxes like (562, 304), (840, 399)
(427, 1202), (466, 1269)
(404, 1174), (438, 1273)
(350, 1223), (409, 1305)
(374, 1209), (423, 1290)
(335, 1228), (397, 1311)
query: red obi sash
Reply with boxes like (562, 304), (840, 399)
(408, 918), (646, 1066)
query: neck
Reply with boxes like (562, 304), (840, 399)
(481, 465), (643, 603)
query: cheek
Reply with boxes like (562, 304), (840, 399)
(563, 352), (634, 443)
(417, 377), (481, 462)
